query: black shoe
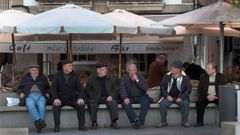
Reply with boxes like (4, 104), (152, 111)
(34, 120), (43, 133)
(91, 122), (98, 130)
(39, 119), (47, 128)
(79, 124), (88, 131)
(133, 118), (140, 129)
(54, 124), (60, 132)
(194, 122), (204, 127)
(110, 122), (120, 129)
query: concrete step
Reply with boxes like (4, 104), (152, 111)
(221, 122), (240, 135)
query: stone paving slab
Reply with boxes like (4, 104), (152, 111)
(0, 128), (28, 135)
(30, 125), (220, 135)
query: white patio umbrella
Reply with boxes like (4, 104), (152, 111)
(174, 26), (240, 37)
(9, 4), (137, 62)
(104, 9), (175, 77)
(158, 0), (240, 73)
(0, 9), (34, 88)
(104, 9), (175, 35)
(0, 9), (34, 67)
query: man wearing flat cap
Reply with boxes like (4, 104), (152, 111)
(157, 60), (192, 128)
(85, 64), (119, 129)
(51, 60), (87, 132)
(18, 64), (50, 133)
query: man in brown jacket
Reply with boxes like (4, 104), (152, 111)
(194, 62), (228, 127)
(147, 55), (168, 88)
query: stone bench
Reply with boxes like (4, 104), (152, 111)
(0, 103), (218, 129)
(0, 91), (218, 129)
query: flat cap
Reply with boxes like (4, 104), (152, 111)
(61, 59), (73, 66)
(28, 64), (40, 69)
(96, 63), (107, 68)
(171, 59), (183, 69)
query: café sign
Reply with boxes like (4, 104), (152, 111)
(0, 41), (182, 54)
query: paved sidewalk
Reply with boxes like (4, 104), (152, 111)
(30, 125), (220, 135)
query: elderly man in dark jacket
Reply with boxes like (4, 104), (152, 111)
(18, 64), (50, 133)
(157, 60), (192, 128)
(85, 64), (119, 129)
(194, 62), (228, 127)
(51, 60), (87, 132)
(120, 61), (150, 129)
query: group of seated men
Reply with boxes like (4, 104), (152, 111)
(17, 59), (228, 133)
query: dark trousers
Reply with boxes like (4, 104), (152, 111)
(87, 99), (118, 123)
(122, 96), (150, 124)
(196, 98), (218, 123)
(53, 98), (85, 125)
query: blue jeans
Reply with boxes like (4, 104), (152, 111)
(122, 96), (150, 124)
(160, 98), (189, 123)
(26, 92), (46, 123)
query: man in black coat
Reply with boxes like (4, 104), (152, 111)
(85, 64), (119, 129)
(18, 64), (50, 133)
(194, 62), (228, 127)
(51, 60), (87, 132)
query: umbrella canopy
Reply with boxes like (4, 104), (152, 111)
(104, 9), (175, 35)
(0, 10), (34, 33)
(174, 26), (240, 37)
(158, 0), (240, 73)
(14, 4), (137, 34)
(158, 1), (240, 25)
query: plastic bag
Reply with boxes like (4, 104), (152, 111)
(6, 97), (20, 106)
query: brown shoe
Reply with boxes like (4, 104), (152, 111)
(110, 122), (120, 129)
(79, 124), (88, 131)
(182, 122), (191, 127)
(156, 122), (168, 128)
(91, 122), (98, 130)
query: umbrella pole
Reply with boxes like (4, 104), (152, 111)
(219, 22), (224, 73)
(66, 40), (69, 60)
(118, 34), (123, 79)
(11, 33), (16, 89)
(69, 34), (73, 61)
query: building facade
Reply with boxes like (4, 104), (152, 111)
(1, 0), (238, 82)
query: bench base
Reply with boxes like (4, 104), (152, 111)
(0, 103), (218, 129)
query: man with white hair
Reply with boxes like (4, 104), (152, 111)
(120, 60), (150, 129)
(194, 62), (228, 127)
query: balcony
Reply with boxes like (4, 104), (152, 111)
(35, 0), (92, 12)
(36, 0), (91, 3)
(107, 0), (164, 13)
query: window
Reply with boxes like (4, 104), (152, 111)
(73, 54), (96, 62)
(164, 0), (182, 4)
